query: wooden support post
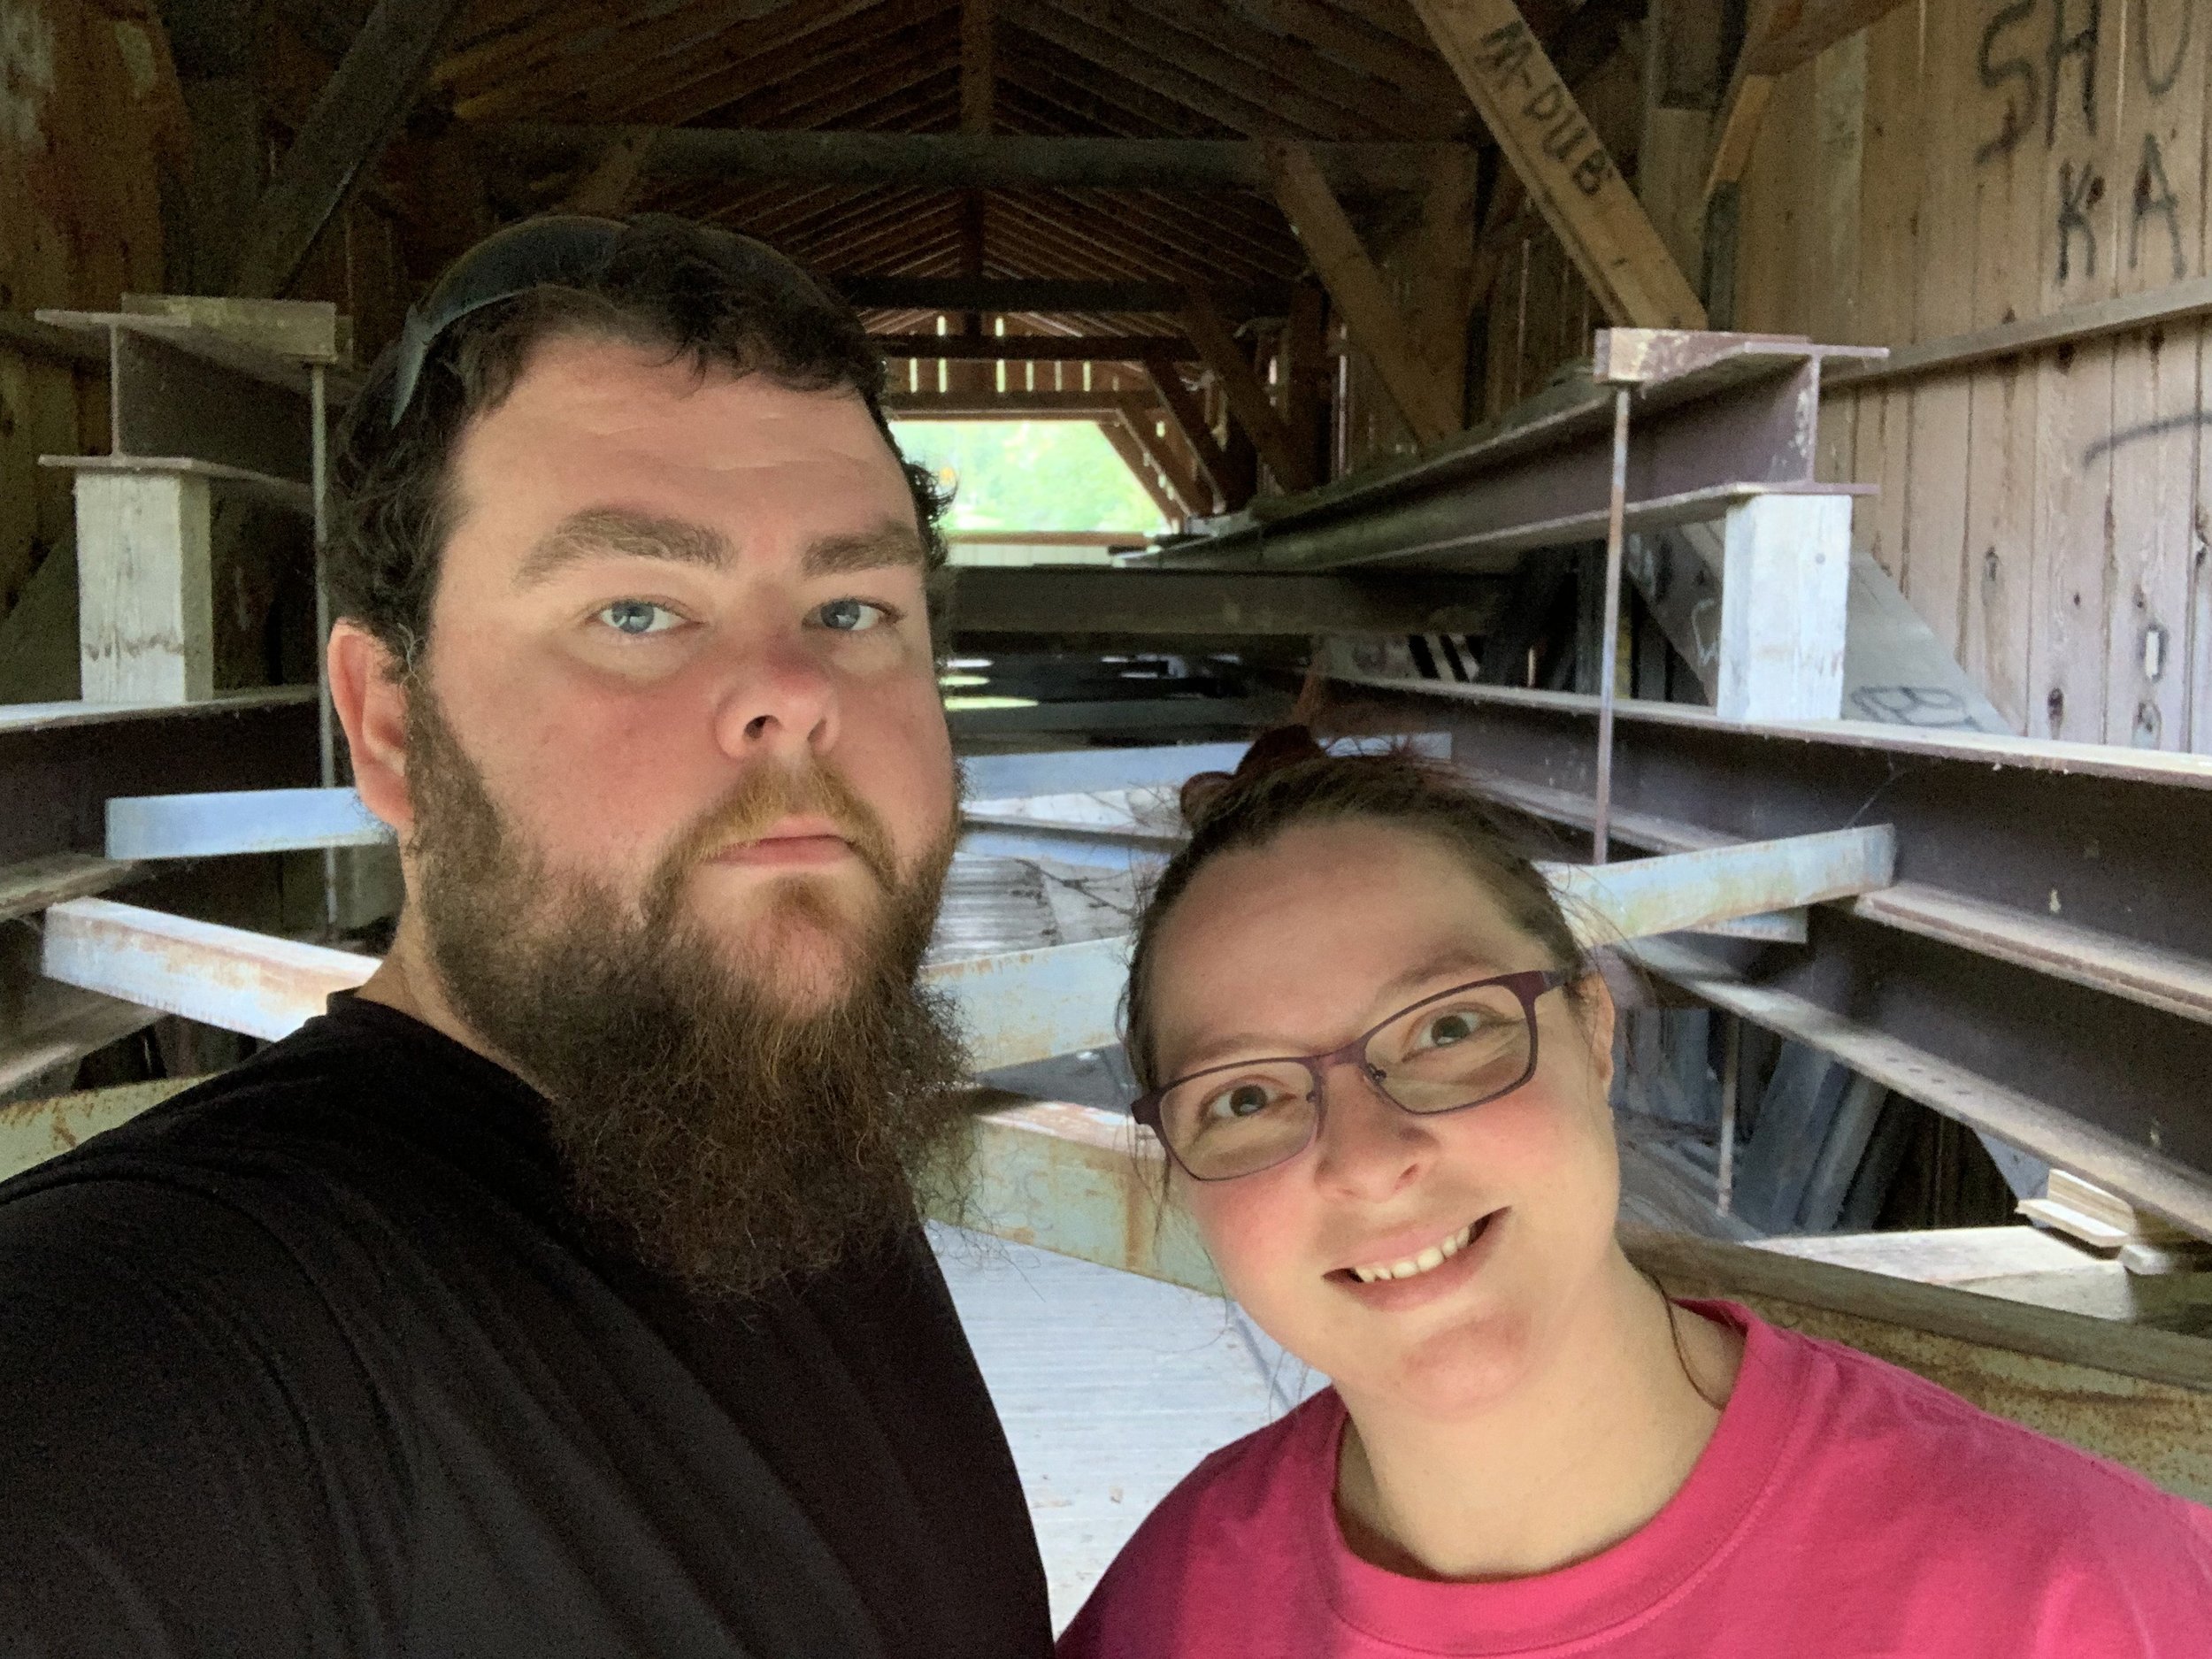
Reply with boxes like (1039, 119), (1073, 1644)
(1408, 0), (1705, 327)
(1282, 284), (1329, 488)
(1143, 362), (1235, 511)
(1098, 418), (1187, 521)
(1181, 291), (1317, 494)
(1264, 140), (1460, 448)
(952, 0), (996, 396)
(1715, 493), (1852, 720)
(1640, 0), (1728, 283)
(1409, 144), (1479, 432)
(232, 0), (474, 297)
(73, 472), (215, 703)
(1109, 400), (1202, 518)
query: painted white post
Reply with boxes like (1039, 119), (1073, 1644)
(73, 470), (214, 703)
(1715, 492), (1851, 721)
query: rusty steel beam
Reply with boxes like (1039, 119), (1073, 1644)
(1146, 334), (1882, 573)
(947, 567), (1509, 639)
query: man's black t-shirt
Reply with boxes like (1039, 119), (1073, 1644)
(0, 995), (1052, 1658)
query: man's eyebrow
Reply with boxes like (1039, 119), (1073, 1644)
(802, 523), (928, 578)
(513, 509), (732, 588)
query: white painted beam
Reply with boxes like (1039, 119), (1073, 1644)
(106, 787), (394, 859)
(1543, 826), (1895, 948)
(36, 828), (1887, 1062)
(37, 897), (1127, 1069)
(42, 899), (375, 1041)
(1716, 492), (1853, 720)
(73, 470), (213, 704)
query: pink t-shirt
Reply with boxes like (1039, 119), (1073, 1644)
(1059, 1302), (2212, 1657)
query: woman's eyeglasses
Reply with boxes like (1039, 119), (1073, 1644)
(1130, 968), (1579, 1182)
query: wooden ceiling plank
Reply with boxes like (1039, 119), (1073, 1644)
(995, 38), (1219, 137)
(619, 0), (961, 127)
(487, 126), (1450, 193)
(490, 0), (934, 126)
(1104, 0), (1442, 136)
(714, 179), (858, 237)
(757, 187), (954, 255)
(744, 184), (926, 246)
(1018, 2), (1287, 136)
(688, 12), (958, 121)
(1220, 0), (1467, 108)
(1120, 184), (1306, 267)
(1356, 0), (1452, 51)
(437, 0), (626, 88)
(1409, 0), (1703, 326)
(791, 204), (967, 267)
(978, 199), (1152, 281)
(1023, 186), (1292, 280)
(689, 38), (954, 131)
(440, 0), (762, 103)
(1044, 0), (1391, 138)
(995, 192), (1262, 288)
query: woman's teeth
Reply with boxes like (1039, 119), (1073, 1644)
(1349, 1218), (1479, 1284)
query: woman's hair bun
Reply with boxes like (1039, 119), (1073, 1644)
(1176, 724), (1328, 826)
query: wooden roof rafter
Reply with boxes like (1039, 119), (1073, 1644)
(1216, 0), (1468, 108)
(1018, 185), (1299, 280)
(438, 0), (781, 111)
(1041, 0), (1401, 138)
(673, 12), (962, 128)
(763, 189), (964, 264)
(541, 0), (953, 127)
(1016, 2), (1317, 137)
(1102, 0), (1456, 136)
(987, 193), (1278, 289)
(993, 45), (1227, 140)
(798, 212), (970, 275)
(701, 52), (959, 135)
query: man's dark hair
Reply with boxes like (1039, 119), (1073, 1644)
(329, 214), (946, 668)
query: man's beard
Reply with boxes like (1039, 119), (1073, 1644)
(402, 681), (972, 1298)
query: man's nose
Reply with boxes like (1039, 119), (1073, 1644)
(710, 628), (840, 758)
(1311, 1066), (1435, 1202)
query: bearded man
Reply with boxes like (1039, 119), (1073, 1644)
(0, 217), (1051, 1658)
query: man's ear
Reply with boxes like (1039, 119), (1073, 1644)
(329, 621), (416, 840)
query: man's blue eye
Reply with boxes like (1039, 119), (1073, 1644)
(597, 601), (679, 635)
(817, 598), (889, 632)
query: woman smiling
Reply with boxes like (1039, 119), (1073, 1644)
(1059, 729), (2211, 1657)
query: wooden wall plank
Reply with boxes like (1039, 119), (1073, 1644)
(1901, 0), (1982, 664)
(1852, 6), (1923, 589)
(2105, 0), (2206, 749)
(2026, 0), (2125, 743)
(1959, 0), (2053, 735)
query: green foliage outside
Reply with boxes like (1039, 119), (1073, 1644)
(893, 421), (1165, 534)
